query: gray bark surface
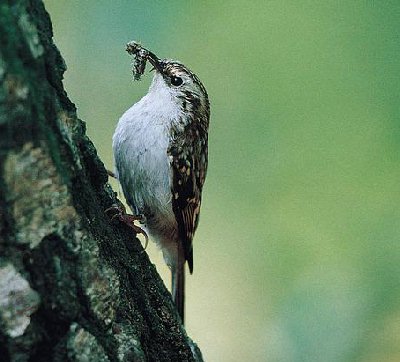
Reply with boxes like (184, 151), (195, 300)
(0, 1), (202, 361)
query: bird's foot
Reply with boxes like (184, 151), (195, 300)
(107, 169), (117, 179)
(105, 203), (149, 249)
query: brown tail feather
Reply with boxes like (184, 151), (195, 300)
(172, 262), (185, 324)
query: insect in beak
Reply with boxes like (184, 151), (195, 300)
(126, 41), (164, 80)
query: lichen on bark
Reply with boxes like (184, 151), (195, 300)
(0, 1), (202, 361)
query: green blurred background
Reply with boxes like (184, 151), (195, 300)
(43, 1), (400, 361)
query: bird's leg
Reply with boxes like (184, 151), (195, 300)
(105, 203), (149, 249)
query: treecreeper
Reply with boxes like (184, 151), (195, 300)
(111, 41), (210, 324)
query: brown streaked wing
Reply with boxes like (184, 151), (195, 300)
(169, 131), (207, 274)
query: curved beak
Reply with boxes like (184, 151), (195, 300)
(146, 51), (164, 73)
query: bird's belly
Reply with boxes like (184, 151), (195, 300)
(112, 97), (182, 257)
(129, 146), (171, 216)
(113, 119), (175, 231)
(119, 139), (179, 251)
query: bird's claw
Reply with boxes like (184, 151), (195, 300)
(105, 204), (149, 249)
(107, 169), (117, 179)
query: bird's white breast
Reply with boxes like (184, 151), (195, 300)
(112, 83), (181, 238)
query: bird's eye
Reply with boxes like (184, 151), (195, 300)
(170, 76), (183, 86)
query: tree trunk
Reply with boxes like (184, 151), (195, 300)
(0, 1), (202, 361)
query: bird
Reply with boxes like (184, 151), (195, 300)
(112, 41), (210, 323)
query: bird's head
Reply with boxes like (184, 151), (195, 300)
(148, 58), (209, 118)
(126, 41), (209, 118)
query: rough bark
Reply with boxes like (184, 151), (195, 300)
(0, 1), (202, 361)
